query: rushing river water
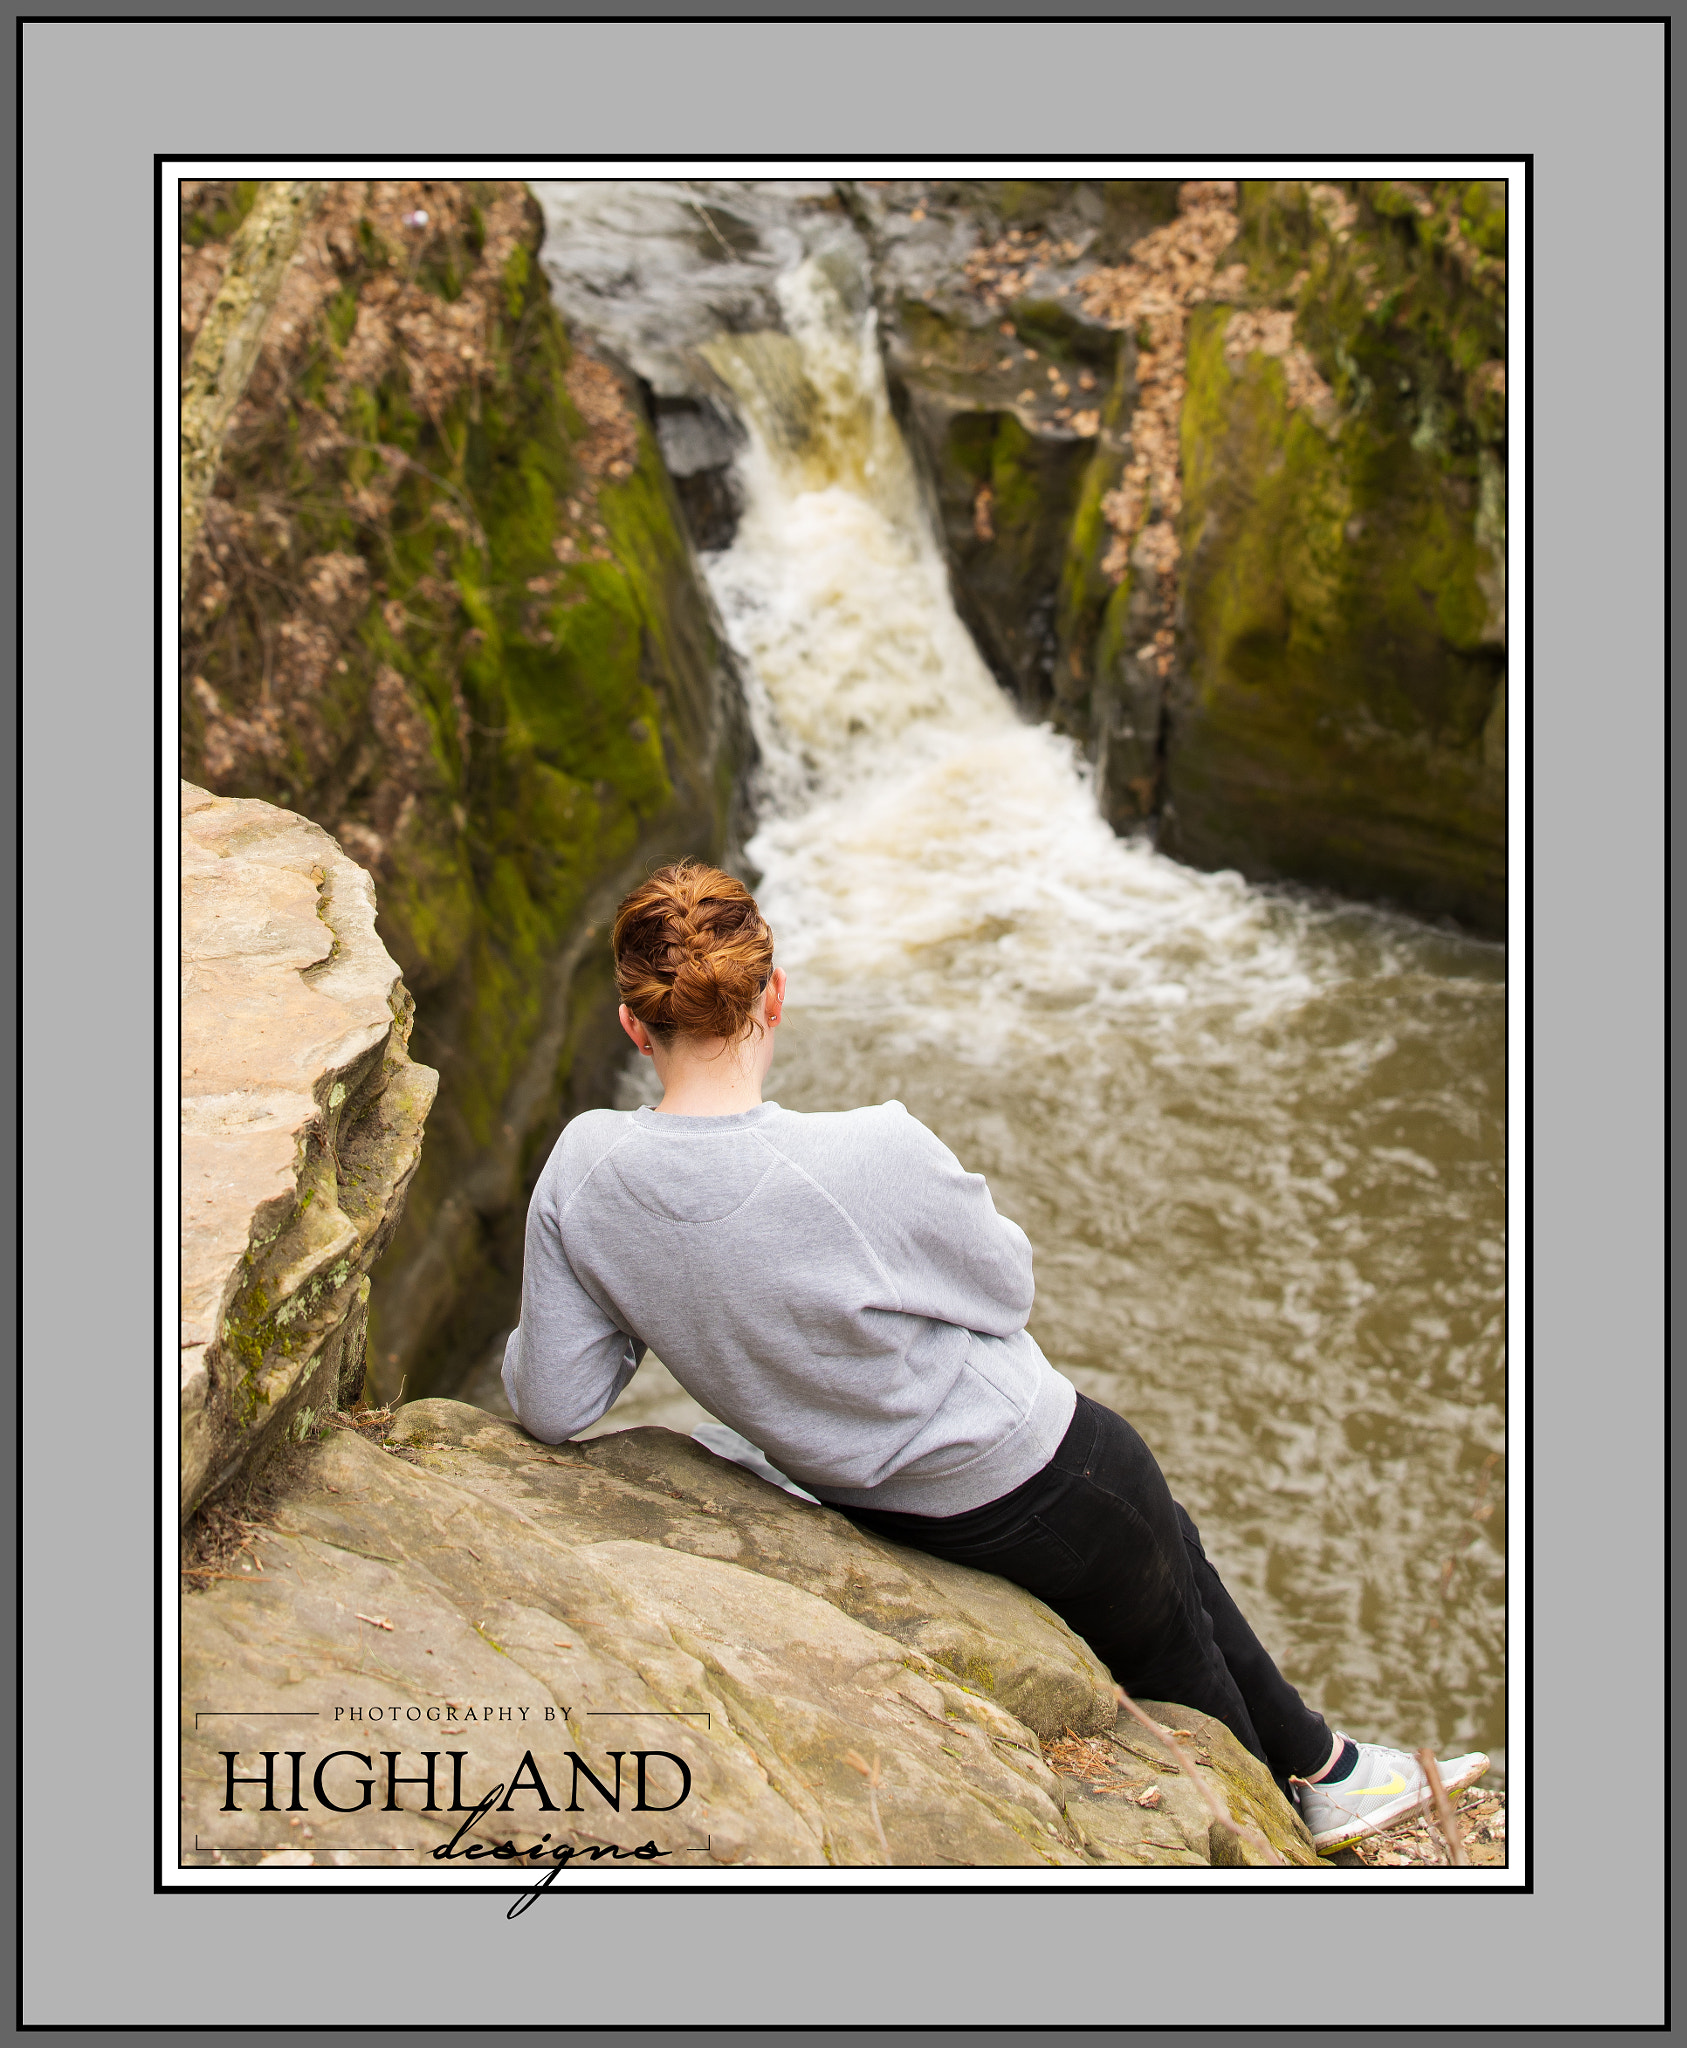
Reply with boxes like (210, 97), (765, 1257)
(528, 183), (1507, 1766)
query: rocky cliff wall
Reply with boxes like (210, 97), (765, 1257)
(179, 181), (752, 1400)
(855, 178), (1506, 935)
(180, 784), (436, 1518)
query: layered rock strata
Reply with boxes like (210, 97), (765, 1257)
(180, 783), (437, 1518)
(181, 1403), (1318, 1869)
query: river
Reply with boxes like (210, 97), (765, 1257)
(510, 181), (1506, 1768)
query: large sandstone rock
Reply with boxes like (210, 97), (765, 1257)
(180, 783), (436, 1516)
(180, 1405), (1319, 1870)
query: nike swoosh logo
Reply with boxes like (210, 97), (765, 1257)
(1347, 1771), (1409, 1798)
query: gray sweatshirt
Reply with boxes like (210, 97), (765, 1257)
(501, 1100), (1076, 1515)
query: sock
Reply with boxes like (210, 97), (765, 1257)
(1301, 1735), (1359, 1786)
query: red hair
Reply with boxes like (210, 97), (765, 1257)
(612, 860), (774, 1045)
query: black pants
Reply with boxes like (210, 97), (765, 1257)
(842, 1393), (1332, 1796)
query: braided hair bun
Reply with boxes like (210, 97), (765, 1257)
(613, 860), (775, 1046)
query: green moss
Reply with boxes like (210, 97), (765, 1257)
(502, 241), (532, 321)
(326, 286), (360, 349)
(180, 180), (261, 247)
(1168, 234), (1505, 928)
(1053, 438), (1126, 721)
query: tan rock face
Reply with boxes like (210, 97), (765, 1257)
(180, 783), (437, 1516)
(180, 1408), (1318, 1871)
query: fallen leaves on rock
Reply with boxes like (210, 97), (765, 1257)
(963, 225), (1088, 311)
(1222, 308), (1335, 420)
(1082, 181), (1240, 637)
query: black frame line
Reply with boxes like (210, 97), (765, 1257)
(17, 11), (1678, 23)
(151, 148), (1531, 1905)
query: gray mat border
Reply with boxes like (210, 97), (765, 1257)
(19, 15), (1666, 2032)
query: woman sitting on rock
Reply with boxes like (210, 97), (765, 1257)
(502, 859), (1488, 1855)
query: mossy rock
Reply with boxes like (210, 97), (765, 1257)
(866, 178), (1506, 928)
(1164, 181), (1505, 931)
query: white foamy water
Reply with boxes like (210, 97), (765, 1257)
(713, 262), (1330, 1039)
(537, 185), (1506, 1761)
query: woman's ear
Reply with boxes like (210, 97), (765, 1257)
(619, 1003), (654, 1057)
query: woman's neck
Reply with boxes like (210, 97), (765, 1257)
(650, 1042), (766, 1118)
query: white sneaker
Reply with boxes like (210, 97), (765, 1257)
(1296, 1739), (1490, 1854)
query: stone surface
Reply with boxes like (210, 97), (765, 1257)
(181, 1406), (1319, 1870)
(1162, 180), (1507, 932)
(180, 783), (437, 1516)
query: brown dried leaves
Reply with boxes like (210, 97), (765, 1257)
(1223, 308), (1336, 420)
(1078, 182), (1240, 616)
(565, 355), (638, 483)
(962, 225), (1088, 311)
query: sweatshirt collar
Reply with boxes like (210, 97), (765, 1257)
(631, 1101), (781, 1133)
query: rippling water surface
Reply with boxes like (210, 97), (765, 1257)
(536, 183), (1507, 1761)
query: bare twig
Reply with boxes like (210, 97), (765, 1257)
(687, 195), (737, 262)
(1116, 1687), (1284, 1867)
(844, 1750), (891, 1863)
(1415, 1747), (1471, 1867)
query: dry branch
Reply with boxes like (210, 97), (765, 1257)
(1415, 1746), (1471, 1867)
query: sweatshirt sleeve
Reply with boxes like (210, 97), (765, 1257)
(865, 1106), (1036, 1336)
(501, 1179), (644, 1443)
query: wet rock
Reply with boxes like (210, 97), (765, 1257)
(851, 180), (1162, 719)
(179, 783), (436, 1517)
(180, 1406), (1319, 1869)
(653, 396), (745, 551)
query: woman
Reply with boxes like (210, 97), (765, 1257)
(502, 860), (1488, 1855)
